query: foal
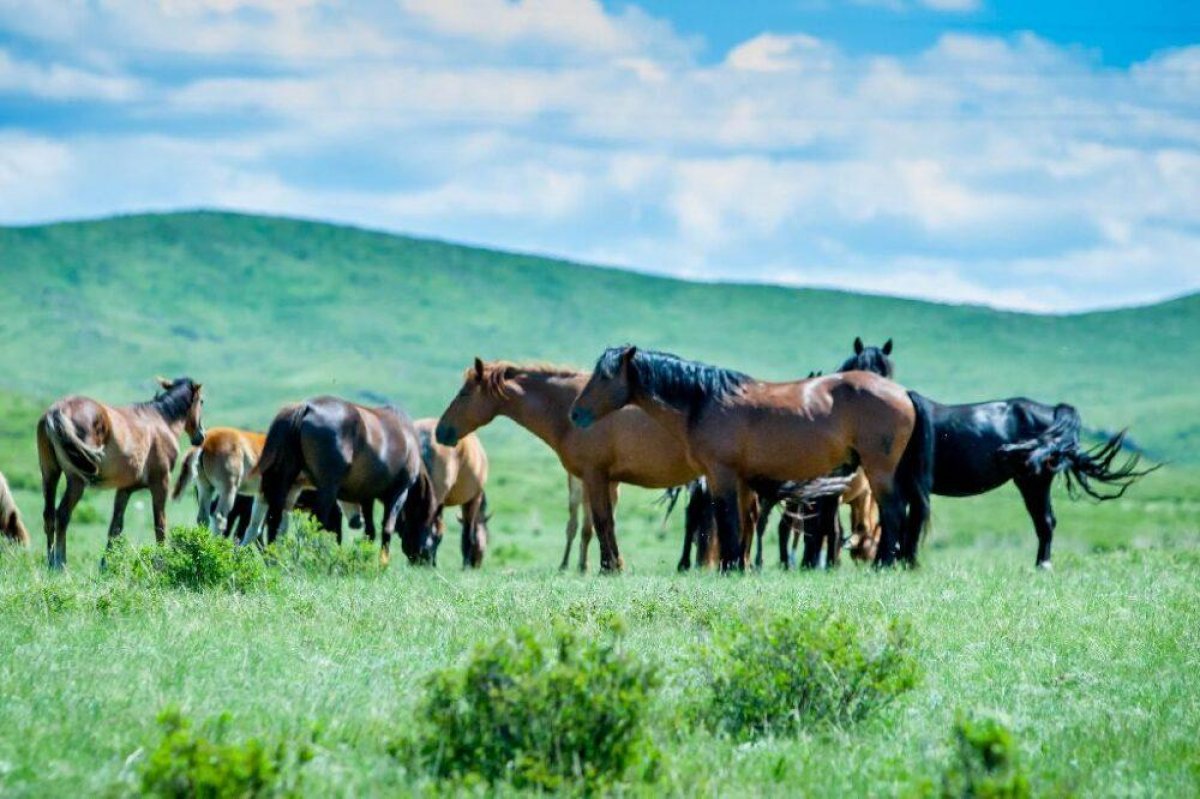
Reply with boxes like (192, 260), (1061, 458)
(37, 377), (205, 568)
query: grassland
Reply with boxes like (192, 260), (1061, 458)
(0, 212), (1197, 796)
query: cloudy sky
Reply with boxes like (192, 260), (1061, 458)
(1, 1), (1198, 311)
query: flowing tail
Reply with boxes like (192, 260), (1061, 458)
(896, 390), (935, 564)
(172, 446), (201, 501)
(251, 404), (307, 482)
(42, 408), (104, 480)
(1004, 404), (1158, 500)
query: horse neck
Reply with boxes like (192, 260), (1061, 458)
(629, 393), (691, 443)
(141, 393), (190, 433)
(498, 373), (581, 451)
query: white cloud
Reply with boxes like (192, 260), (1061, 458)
(0, 4), (1197, 311)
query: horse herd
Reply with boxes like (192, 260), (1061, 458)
(3, 338), (1151, 573)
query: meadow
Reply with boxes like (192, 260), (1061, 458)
(0, 212), (1197, 796)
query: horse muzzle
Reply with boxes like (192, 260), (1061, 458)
(190, 428), (206, 446)
(435, 422), (458, 446)
(569, 407), (594, 429)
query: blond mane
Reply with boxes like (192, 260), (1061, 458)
(467, 361), (583, 398)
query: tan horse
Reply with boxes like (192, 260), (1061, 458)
(413, 418), (491, 568)
(37, 377), (205, 568)
(435, 358), (700, 572)
(0, 470), (30, 546)
(172, 427), (266, 536)
(571, 347), (934, 570)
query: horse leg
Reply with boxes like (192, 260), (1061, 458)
(709, 470), (744, 572)
(52, 477), (86, 570)
(1016, 474), (1057, 570)
(360, 498), (376, 545)
(563, 476), (581, 571)
(585, 476), (620, 573)
(799, 501), (824, 569)
(826, 502), (843, 568)
(38, 422), (62, 568)
(740, 486), (758, 570)
(380, 488), (411, 568)
(150, 477), (169, 545)
(195, 475), (216, 531)
(579, 484), (595, 573)
(105, 487), (133, 549)
(211, 477), (238, 538)
(461, 494), (484, 569)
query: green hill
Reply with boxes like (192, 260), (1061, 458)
(1, 210), (1196, 460)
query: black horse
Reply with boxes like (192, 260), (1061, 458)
(843, 338), (1155, 568)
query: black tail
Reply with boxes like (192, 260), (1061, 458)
(1016, 404), (1158, 500)
(896, 391), (935, 564)
(655, 481), (696, 527)
(253, 404), (307, 488)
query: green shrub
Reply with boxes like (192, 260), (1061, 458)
(704, 611), (919, 739)
(938, 714), (1031, 799)
(411, 625), (660, 792)
(103, 527), (269, 592)
(264, 512), (379, 577)
(137, 707), (312, 798)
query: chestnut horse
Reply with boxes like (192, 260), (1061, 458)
(252, 397), (437, 566)
(414, 418), (491, 569)
(843, 337), (1155, 568)
(571, 347), (933, 570)
(435, 358), (700, 572)
(36, 377), (205, 568)
(0, 469), (30, 546)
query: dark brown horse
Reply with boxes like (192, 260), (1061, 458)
(571, 347), (933, 570)
(0, 469), (30, 546)
(36, 377), (205, 568)
(252, 397), (437, 566)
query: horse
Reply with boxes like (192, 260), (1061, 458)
(570, 347), (933, 570)
(251, 397), (438, 566)
(36, 377), (205, 569)
(174, 427), (363, 543)
(414, 418), (491, 569)
(435, 358), (701, 572)
(842, 338), (1155, 568)
(0, 469), (30, 546)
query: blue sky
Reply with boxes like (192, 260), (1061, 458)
(1, 1), (1197, 311)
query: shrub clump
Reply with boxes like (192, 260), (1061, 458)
(137, 707), (312, 798)
(411, 625), (660, 792)
(104, 527), (269, 592)
(263, 512), (379, 577)
(938, 714), (1031, 799)
(704, 611), (919, 739)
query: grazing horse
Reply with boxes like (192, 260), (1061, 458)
(36, 377), (205, 569)
(252, 397), (437, 566)
(843, 338), (1155, 568)
(435, 358), (700, 572)
(414, 418), (491, 569)
(0, 470), (30, 546)
(570, 347), (934, 570)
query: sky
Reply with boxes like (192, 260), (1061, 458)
(1, 1), (1198, 312)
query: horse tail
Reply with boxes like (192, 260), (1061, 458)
(172, 446), (201, 501)
(252, 404), (307, 481)
(896, 390), (935, 562)
(1023, 404), (1158, 500)
(0, 473), (30, 546)
(42, 407), (104, 480)
(654, 483), (687, 527)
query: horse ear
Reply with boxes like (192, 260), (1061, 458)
(622, 345), (638, 365)
(473, 357), (485, 380)
(882, 339), (893, 355)
(853, 337), (864, 355)
(156, 376), (172, 389)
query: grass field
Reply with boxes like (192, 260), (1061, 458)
(0, 212), (1197, 796)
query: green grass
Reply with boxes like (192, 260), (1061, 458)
(0, 211), (1197, 796)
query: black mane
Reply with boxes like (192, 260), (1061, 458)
(839, 340), (894, 379)
(142, 377), (199, 421)
(597, 347), (750, 411)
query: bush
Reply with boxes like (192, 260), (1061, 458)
(703, 611), (919, 739)
(104, 527), (269, 592)
(411, 625), (660, 792)
(263, 512), (379, 578)
(938, 714), (1031, 799)
(136, 707), (312, 798)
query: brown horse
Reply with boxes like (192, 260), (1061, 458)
(36, 377), (205, 568)
(435, 358), (701, 572)
(252, 397), (437, 566)
(414, 418), (491, 569)
(570, 347), (933, 570)
(0, 469), (30, 546)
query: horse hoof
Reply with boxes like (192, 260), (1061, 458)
(1037, 560), (1053, 572)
